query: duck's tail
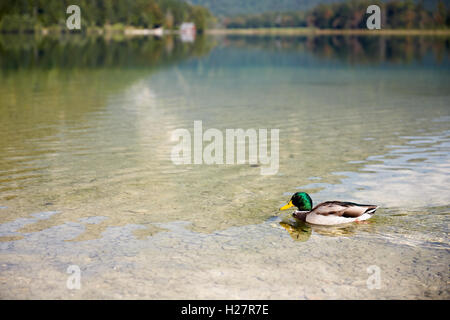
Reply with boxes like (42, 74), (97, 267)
(364, 206), (379, 215)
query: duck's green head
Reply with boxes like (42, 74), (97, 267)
(280, 192), (313, 211)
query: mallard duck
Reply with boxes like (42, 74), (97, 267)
(279, 192), (378, 225)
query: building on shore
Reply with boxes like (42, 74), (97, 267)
(180, 22), (196, 42)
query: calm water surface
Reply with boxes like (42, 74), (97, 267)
(0, 35), (449, 299)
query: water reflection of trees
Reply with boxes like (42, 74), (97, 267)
(224, 35), (449, 65)
(0, 34), (214, 71)
(2, 34), (447, 70)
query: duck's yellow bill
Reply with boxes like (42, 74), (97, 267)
(280, 200), (294, 211)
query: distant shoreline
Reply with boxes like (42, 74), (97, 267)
(207, 28), (450, 36)
(2, 27), (449, 37)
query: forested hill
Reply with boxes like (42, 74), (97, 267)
(0, 0), (212, 33)
(189, 0), (341, 16)
(189, 0), (445, 16)
(223, 0), (449, 29)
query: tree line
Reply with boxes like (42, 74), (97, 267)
(0, 0), (212, 33)
(223, 0), (450, 29)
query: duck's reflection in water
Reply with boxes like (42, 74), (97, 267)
(279, 221), (311, 241)
(279, 214), (375, 241)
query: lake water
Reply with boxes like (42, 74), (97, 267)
(0, 34), (449, 299)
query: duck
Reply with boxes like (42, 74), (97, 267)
(279, 192), (378, 225)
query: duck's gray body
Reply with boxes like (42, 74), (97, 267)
(293, 201), (378, 225)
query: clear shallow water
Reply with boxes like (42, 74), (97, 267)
(0, 35), (449, 299)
